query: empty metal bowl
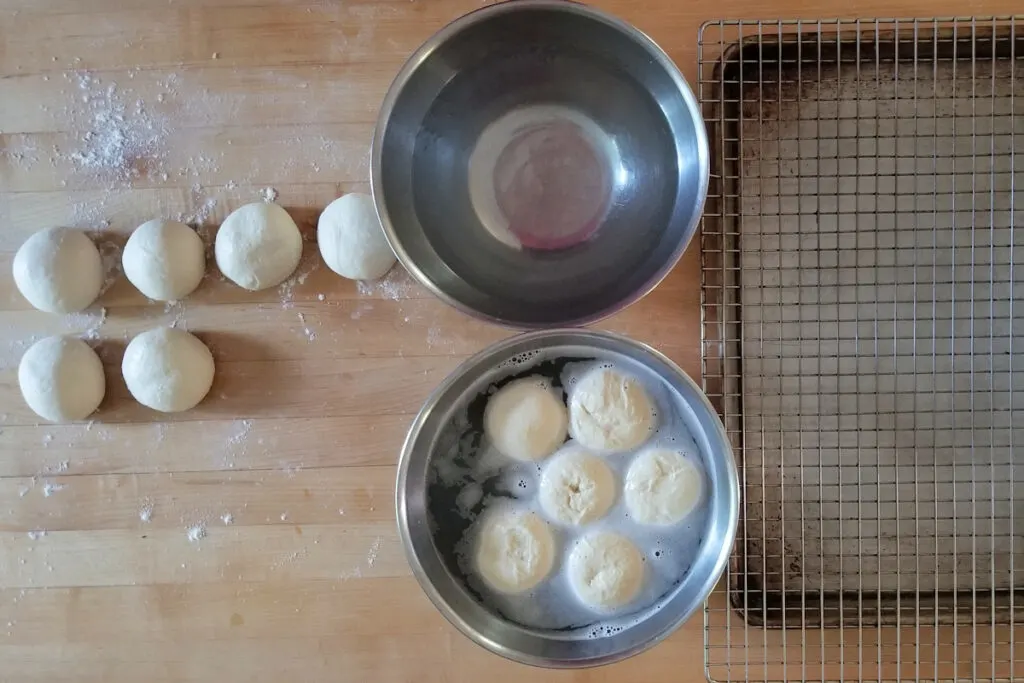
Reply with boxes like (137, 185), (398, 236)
(372, 1), (709, 328)
(396, 330), (738, 667)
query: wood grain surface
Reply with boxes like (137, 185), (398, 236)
(0, 0), (1017, 681)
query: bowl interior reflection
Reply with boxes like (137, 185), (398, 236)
(375, 4), (707, 326)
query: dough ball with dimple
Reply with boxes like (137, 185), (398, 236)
(568, 367), (655, 452)
(123, 219), (206, 301)
(539, 446), (616, 526)
(484, 377), (567, 461)
(19, 336), (105, 422)
(567, 531), (645, 611)
(122, 328), (215, 413)
(215, 202), (302, 290)
(475, 509), (556, 594)
(625, 448), (703, 525)
(13, 227), (103, 313)
(317, 193), (396, 280)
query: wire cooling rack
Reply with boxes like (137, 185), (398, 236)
(699, 17), (1024, 682)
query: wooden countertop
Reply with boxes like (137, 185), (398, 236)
(0, 1), (1016, 681)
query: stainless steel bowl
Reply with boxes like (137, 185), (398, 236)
(395, 330), (738, 667)
(372, 1), (709, 328)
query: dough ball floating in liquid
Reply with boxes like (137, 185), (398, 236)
(215, 202), (302, 291)
(567, 531), (645, 611)
(122, 219), (206, 301)
(568, 367), (655, 453)
(13, 227), (103, 313)
(122, 327), (215, 413)
(475, 509), (556, 594)
(317, 193), (396, 281)
(538, 445), (616, 526)
(624, 448), (704, 526)
(484, 377), (567, 461)
(19, 336), (105, 422)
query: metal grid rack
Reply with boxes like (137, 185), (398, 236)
(699, 18), (1024, 682)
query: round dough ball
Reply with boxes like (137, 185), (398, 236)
(215, 202), (302, 290)
(317, 193), (396, 280)
(568, 367), (655, 452)
(484, 377), (567, 461)
(567, 531), (645, 611)
(539, 446), (616, 525)
(122, 219), (206, 301)
(475, 509), (556, 594)
(122, 327), (215, 413)
(625, 448), (703, 525)
(13, 227), (103, 313)
(18, 336), (105, 422)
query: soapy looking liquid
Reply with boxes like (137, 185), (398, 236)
(426, 352), (709, 637)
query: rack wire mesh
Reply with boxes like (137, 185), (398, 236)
(699, 17), (1024, 682)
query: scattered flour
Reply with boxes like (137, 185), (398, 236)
(221, 513), (234, 525)
(259, 187), (279, 202)
(62, 306), (107, 341)
(139, 503), (153, 522)
(65, 71), (170, 184)
(27, 530), (47, 541)
(186, 523), (207, 542)
(366, 536), (382, 567)
(356, 266), (416, 300)
(296, 312), (317, 342)
(45, 460), (70, 474)
(222, 419), (254, 469)
(278, 254), (318, 309)
(227, 419), (253, 447)
(41, 483), (65, 497)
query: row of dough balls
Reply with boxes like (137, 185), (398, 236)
(485, 368), (702, 527)
(19, 328), (215, 423)
(12, 193), (395, 311)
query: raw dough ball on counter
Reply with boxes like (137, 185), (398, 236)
(317, 193), (396, 280)
(539, 446), (616, 526)
(625, 448), (703, 525)
(568, 367), (654, 452)
(215, 202), (302, 290)
(475, 509), (556, 594)
(484, 377), (567, 461)
(13, 227), (103, 313)
(122, 219), (206, 301)
(567, 531), (644, 611)
(18, 336), (105, 422)
(122, 327), (215, 413)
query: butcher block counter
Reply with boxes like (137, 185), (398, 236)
(0, 0), (1017, 681)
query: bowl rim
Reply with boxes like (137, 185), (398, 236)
(394, 329), (739, 667)
(370, 0), (710, 330)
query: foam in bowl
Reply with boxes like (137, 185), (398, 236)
(426, 350), (709, 639)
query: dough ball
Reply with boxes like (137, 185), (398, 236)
(625, 448), (703, 525)
(539, 446), (616, 525)
(18, 336), (105, 422)
(13, 227), (103, 313)
(567, 531), (644, 611)
(122, 219), (206, 301)
(317, 193), (396, 280)
(484, 377), (567, 461)
(475, 509), (556, 594)
(122, 328), (215, 413)
(568, 367), (655, 452)
(215, 202), (302, 290)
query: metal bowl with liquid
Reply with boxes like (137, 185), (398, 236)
(372, 1), (709, 328)
(395, 330), (738, 667)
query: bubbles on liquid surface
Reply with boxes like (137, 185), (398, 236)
(425, 348), (710, 638)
